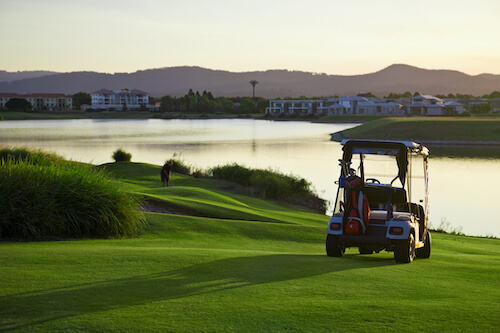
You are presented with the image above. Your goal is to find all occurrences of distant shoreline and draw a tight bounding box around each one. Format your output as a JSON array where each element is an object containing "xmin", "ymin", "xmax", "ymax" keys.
[
  {"xmin": 330, "ymin": 131, "xmax": 500, "ymax": 147},
  {"xmin": 330, "ymin": 117, "xmax": 500, "ymax": 147},
  {"xmin": 2, "ymin": 111, "xmax": 500, "ymax": 146}
]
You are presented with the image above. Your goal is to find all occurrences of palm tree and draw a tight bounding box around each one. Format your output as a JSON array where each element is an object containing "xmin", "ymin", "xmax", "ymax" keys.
[{"xmin": 250, "ymin": 80, "xmax": 258, "ymax": 101}]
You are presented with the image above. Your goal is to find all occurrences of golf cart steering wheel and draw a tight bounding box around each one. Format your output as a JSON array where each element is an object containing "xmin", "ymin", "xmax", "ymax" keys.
[{"xmin": 366, "ymin": 178, "xmax": 380, "ymax": 184}]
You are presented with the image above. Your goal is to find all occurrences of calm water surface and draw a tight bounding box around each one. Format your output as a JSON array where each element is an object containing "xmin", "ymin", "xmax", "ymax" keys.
[{"xmin": 1, "ymin": 118, "xmax": 499, "ymax": 237}]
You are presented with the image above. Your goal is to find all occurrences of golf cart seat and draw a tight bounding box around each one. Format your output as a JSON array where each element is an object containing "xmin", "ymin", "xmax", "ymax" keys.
[{"xmin": 363, "ymin": 184, "xmax": 407, "ymax": 211}]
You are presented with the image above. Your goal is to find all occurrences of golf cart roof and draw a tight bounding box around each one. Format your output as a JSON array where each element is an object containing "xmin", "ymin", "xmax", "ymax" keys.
[
  {"xmin": 340, "ymin": 139, "xmax": 429, "ymax": 157},
  {"xmin": 340, "ymin": 139, "xmax": 429, "ymax": 187}
]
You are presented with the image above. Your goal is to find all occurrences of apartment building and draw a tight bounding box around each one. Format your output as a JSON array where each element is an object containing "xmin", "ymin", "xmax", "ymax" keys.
[
  {"xmin": 406, "ymin": 95, "xmax": 463, "ymax": 115},
  {"xmin": 266, "ymin": 94, "xmax": 464, "ymax": 116},
  {"xmin": 88, "ymin": 89, "xmax": 150, "ymax": 111},
  {"xmin": 0, "ymin": 93, "xmax": 72, "ymax": 111},
  {"xmin": 266, "ymin": 96, "xmax": 403, "ymax": 116}
]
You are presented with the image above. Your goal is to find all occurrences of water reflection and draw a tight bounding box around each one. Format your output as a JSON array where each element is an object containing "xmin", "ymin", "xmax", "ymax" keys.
[{"xmin": 1, "ymin": 119, "xmax": 499, "ymax": 237}]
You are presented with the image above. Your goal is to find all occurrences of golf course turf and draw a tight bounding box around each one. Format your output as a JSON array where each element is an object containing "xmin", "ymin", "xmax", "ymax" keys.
[
  {"xmin": 1, "ymin": 162, "xmax": 499, "ymax": 332},
  {"xmin": 340, "ymin": 117, "xmax": 500, "ymax": 143}
]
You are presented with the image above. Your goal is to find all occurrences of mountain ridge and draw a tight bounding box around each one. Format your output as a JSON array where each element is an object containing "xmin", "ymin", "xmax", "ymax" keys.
[{"xmin": 0, "ymin": 64, "xmax": 498, "ymax": 98}]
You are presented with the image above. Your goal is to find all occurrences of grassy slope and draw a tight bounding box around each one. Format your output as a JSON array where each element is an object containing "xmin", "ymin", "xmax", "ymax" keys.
[
  {"xmin": 1, "ymin": 162, "xmax": 499, "ymax": 332},
  {"xmin": 342, "ymin": 117, "xmax": 500, "ymax": 142}
]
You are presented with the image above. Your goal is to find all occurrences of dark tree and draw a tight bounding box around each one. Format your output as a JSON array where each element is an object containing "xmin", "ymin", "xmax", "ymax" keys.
[
  {"xmin": 250, "ymin": 80, "xmax": 258, "ymax": 100},
  {"xmin": 5, "ymin": 98, "xmax": 32, "ymax": 111},
  {"xmin": 484, "ymin": 91, "xmax": 500, "ymax": 99},
  {"xmin": 160, "ymin": 95, "xmax": 175, "ymax": 111},
  {"xmin": 238, "ymin": 97, "xmax": 257, "ymax": 114},
  {"xmin": 357, "ymin": 92, "xmax": 376, "ymax": 98},
  {"xmin": 72, "ymin": 92, "xmax": 91, "ymax": 110},
  {"xmin": 197, "ymin": 94, "xmax": 215, "ymax": 113}
]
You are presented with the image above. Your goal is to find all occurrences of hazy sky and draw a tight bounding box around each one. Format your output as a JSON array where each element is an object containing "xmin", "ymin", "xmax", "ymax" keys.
[{"xmin": 1, "ymin": 0, "xmax": 499, "ymax": 75}]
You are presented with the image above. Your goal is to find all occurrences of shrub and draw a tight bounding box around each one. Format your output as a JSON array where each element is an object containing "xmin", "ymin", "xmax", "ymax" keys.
[
  {"xmin": 210, "ymin": 164, "xmax": 327, "ymax": 213},
  {"xmin": 5, "ymin": 98, "xmax": 32, "ymax": 111},
  {"xmin": 191, "ymin": 167, "xmax": 209, "ymax": 178},
  {"xmin": 112, "ymin": 148, "xmax": 132, "ymax": 162},
  {"xmin": 168, "ymin": 153, "xmax": 191, "ymax": 175},
  {"xmin": 0, "ymin": 148, "xmax": 144, "ymax": 240}
]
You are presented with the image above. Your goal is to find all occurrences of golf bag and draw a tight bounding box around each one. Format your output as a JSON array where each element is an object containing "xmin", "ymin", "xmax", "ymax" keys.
[{"xmin": 344, "ymin": 175, "xmax": 370, "ymax": 235}]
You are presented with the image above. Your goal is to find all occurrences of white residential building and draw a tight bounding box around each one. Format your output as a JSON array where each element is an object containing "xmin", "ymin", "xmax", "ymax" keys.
[
  {"xmin": 442, "ymin": 100, "xmax": 464, "ymax": 114},
  {"xmin": 406, "ymin": 94, "xmax": 463, "ymax": 115},
  {"xmin": 356, "ymin": 101, "xmax": 403, "ymax": 115},
  {"xmin": 0, "ymin": 93, "xmax": 72, "ymax": 111},
  {"xmin": 266, "ymin": 96, "xmax": 402, "ymax": 116},
  {"xmin": 266, "ymin": 99, "xmax": 322, "ymax": 116},
  {"xmin": 88, "ymin": 89, "xmax": 150, "ymax": 111}
]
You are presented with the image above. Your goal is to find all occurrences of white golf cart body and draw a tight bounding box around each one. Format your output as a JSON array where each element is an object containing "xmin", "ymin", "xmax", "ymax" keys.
[{"xmin": 326, "ymin": 139, "xmax": 431, "ymax": 263}]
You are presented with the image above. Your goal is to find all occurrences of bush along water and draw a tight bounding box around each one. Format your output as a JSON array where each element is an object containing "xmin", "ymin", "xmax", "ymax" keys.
[
  {"xmin": 168, "ymin": 152, "xmax": 191, "ymax": 175},
  {"xmin": 112, "ymin": 148, "xmax": 132, "ymax": 162},
  {"xmin": 210, "ymin": 163, "xmax": 327, "ymax": 213},
  {"xmin": 0, "ymin": 147, "xmax": 145, "ymax": 240}
]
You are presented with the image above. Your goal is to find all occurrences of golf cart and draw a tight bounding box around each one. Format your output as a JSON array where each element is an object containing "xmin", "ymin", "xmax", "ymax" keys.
[{"xmin": 326, "ymin": 140, "xmax": 431, "ymax": 263}]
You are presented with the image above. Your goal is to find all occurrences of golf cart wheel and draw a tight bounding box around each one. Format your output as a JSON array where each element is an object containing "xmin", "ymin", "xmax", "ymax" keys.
[
  {"xmin": 326, "ymin": 234, "xmax": 345, "ymax": 257},
  {"xmin": 416, "ymin": 230, "xmax": 431, "ymax": 259},
  {"xmin": 394, "ymin": 233, "xmax": 415, "ymax": 263},
  {"xmin": 359, "ymin": 247, "xmax": 373, "ymax": 255}
]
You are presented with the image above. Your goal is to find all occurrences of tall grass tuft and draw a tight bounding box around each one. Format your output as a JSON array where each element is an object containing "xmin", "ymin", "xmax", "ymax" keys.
[
  {"xmin": 0, "ymin": 146, "xmax": 66, "ymax": 166},
  {"xmin": 168, "ymin": 152, "xmax": 191, "ymax": 175},
  {"xmin": 430, "ymin": 217, "xmax": 464, "ymax": 235},
  {"xmin": 210, "ymin": 163, "xmax": 327, "ymax": 213},
  {"xmin": 0, "ymin": 147, "xmax": 144, "ymax": 240}
]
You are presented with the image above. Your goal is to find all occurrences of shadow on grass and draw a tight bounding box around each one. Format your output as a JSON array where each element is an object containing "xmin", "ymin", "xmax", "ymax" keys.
[{"xmin": 0, "ymin": 254, "xmax": 392, "ymax": 331}]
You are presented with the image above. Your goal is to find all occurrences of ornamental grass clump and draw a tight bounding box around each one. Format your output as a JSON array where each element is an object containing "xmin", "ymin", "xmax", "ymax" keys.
[
  {"xmin": 0, "ymin": 147, "xmax": 144, "ymax": 240},
  {"xmin": 210, "ymin": 163, "xmax": 327, "ymax": 213},
  {"xmin": 168, "ymin": 153, "xmax": 191, "ymax": 175},
  {"xmin": 0, "ymin": 146, "xmax": 66, "ymax": 166}
]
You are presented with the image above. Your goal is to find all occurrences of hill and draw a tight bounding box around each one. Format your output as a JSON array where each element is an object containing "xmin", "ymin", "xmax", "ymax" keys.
[
  {"xmin": 0, "ymin": 70, "xmax": 58, "ymax": 83},
  {"xmin": 1, "ymin": 64, "xmax": 499, "ymax": 98}
]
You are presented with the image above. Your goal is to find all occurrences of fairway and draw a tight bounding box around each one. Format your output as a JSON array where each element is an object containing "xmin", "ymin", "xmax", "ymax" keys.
[
  {"xmin": 1, "ymin": 163, "xmax": 499, "ymax": 332},
  {"xmin": 341, "ymin": 117, "xmax": 500, "ymax": 143}
]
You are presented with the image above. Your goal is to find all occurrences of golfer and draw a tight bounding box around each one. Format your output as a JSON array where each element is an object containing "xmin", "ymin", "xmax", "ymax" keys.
[{"xmin": 161, "ymin": 161, "xmax": 174, "ymax": 187}]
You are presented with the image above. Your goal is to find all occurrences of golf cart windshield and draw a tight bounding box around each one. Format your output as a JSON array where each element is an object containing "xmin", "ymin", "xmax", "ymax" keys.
[{"xmin": 333, "ymin": 140, "xmax": 429, "ymax": 215}]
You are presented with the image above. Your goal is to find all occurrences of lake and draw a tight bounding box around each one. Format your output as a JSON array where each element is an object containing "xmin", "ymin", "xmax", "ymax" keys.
[{"xmin": 1, "ymin": 118, "xmax": 499, "ymax": 238}]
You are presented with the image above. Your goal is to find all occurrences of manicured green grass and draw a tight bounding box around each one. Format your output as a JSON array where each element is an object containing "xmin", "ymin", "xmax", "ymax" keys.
[
  {"xmin": 1, "ymin": 162, "xmax": 499, "ymax": 332},
  {"xmin": 101, "ymin": 162, "xmax": 325, "ymax": 226},
  {"xmin": 343, "ymin": 117, "xmax": 500, "ymax": 142}
]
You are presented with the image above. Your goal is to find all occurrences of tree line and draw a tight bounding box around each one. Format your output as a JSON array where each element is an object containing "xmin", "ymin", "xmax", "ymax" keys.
[
  {"xmin": 6, "ymin": 89, "xmax": 500, "ymax": 114},
  {"xmin": 70, "ymin": 90, "xmax": 268, "ymax": 114},
  {"xmin": 156, "ymin": 89, "xmax": 268, "ymax": 114},
  {"xmin": 358, "ymin": 91, "xmax": 500, "ymax": 100}
]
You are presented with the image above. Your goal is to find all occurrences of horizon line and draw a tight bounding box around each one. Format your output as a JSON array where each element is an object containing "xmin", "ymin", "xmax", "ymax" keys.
[{"xmin": 1, "ymin": 64, "xmax": 498, "ymax": 77}]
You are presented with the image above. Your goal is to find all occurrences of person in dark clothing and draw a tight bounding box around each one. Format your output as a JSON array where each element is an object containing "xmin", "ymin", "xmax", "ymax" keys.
[{"xmin": 161, "ymin": 161, "xmax": 174, "ymax": 187}]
